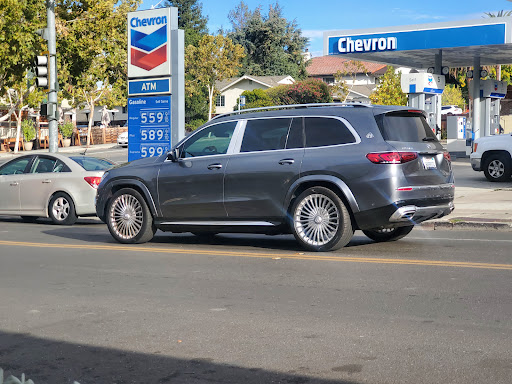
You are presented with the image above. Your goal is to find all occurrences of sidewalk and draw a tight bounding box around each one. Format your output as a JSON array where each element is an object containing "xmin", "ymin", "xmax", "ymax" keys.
[
  {"xmin": 422, "ymin": 185, "xmax": 512, "ymax": 231},
  {"xmin": 0, "ymin": 143, "xmax": 118, "ymax": 159}
]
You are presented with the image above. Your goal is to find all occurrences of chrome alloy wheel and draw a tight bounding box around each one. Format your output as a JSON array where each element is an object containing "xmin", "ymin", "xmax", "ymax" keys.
[
  {"xmin": 488, "ymin": 159, "xmax": 505, "ymax": 179},
  {"xmin": 52, "ymin": 196, "xmax": 70, "ymax": 221},
  {"xmin": 294, "ymin": 193, "xmax": 340, "ymax": 246},
  {"xmin": 109, "ymin": 194, "xmax": 144, "ymax": 240}
]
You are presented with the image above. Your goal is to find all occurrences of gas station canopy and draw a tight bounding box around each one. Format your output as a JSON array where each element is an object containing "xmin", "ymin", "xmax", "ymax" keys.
[{"xmin": 323, "ymin": 17, "xmax": 512, "ymax": 68}]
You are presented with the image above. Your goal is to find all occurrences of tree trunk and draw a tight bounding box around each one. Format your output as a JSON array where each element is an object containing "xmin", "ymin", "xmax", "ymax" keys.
[
  {"xmin": 14, "ymin": 112, "xmax": 21, "ymax": 154},
  {"xmin": 208, "ymin": 85, "xmax": 214, "ymax": 121},
  {"xmin": 87, "ymin": 101, "xmax": 94, "ymax": 147}
]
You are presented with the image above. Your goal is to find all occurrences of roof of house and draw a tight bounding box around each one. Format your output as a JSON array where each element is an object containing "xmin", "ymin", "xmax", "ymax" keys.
[
  {"xmin": 306, "ymin": 56, "xmax": 387, "ymax": 76},
  {"xmin": 216, "ymin": 75, "xmax": 294, "ymax": 92}
]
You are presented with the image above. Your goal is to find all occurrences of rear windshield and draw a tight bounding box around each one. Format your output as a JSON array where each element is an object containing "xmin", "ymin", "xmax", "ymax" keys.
[
  {"xmin": 376, "ymin": 112, "xmax": 437, "ymax": 142},
  {"xmin": 69, "ymin": 156, "xmax": 114, "ymax": 171}
]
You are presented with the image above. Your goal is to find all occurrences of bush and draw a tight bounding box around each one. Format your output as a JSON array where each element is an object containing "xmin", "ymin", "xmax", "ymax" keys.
[
  {"xmin": 59, "ymin": 121, "xmax": 74, "ymax": 138},
  {"xmin": 239, "ymin": 89, "xmax": 274, "ymax": 110},
  {"xmin": 22, "ymin": 119, "xmax": 36, "ymax": 141},
  {"xmin": 185, "ymin": 118, "xmax": 207, "ymax": 132},
  {"xmin": 268, "ymin": 79, "xmax": 332, "ymax": 105}
]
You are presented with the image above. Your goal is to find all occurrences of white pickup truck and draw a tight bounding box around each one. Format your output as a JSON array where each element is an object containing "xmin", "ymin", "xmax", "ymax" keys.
[{"xmin": 470, "ymin": 134, "xmax": 512, "ymax": 181}]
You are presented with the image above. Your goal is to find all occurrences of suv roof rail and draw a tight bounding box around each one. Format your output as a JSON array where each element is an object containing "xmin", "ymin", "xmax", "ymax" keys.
[{"xmin": 211, "ymin": 102, "xmax": 372, "ymax": 120}]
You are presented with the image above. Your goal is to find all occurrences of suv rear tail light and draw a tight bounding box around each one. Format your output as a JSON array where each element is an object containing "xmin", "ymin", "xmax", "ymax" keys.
[
  {"xmin": 84, "ymin": 176, "xmax": 102, "ymax": 189},
  {"xmin": 366, "ymin": 152, "xmax": 418, "ymax": 164},
  {"xmin": 443, "ymin": 151, "xmax": 451, "ymax": 162}
]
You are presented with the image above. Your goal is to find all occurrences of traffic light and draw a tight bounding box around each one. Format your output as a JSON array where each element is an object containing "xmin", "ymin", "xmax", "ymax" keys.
[{"xmin": 35, "ymin": 52, "xmax": 49, "ymax": 89}]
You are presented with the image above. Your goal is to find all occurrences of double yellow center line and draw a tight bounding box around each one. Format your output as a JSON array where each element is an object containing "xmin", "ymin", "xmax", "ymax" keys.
[{"xmin": 0, "ymin": 240, "xmax": 511, "ymax": 270}]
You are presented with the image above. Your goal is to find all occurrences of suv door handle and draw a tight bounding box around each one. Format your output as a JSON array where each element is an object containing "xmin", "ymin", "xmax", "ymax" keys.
[
  {"xmin": 42, "ymin": 179, "xmax": 52, "ymax": 184},
  {"xmin": 9, "ymin": 182, "xmax": 19, "ymax": 186},
  {"xmin": 279, "ymin": 158, "xmax": 295, "ymax": 165},
  {"xmin": 207, "ymin": 163, "xmax": 223, "ymax": 170}
]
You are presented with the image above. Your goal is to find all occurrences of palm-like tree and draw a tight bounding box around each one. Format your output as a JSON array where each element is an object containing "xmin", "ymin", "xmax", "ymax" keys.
[{"xmin": 483, "ymin": 10, "xmax": 512, "ymax": 17}]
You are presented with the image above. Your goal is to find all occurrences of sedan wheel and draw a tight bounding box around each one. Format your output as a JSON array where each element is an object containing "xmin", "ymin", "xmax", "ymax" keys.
[
  {"xmin": 49, "ymin": 192, "xmax": 77, "ymax": 225},
  {"xmin": 291, "ymin": 187, "xmax": 353, "ymax": 252},
  {"xmin": 484, "ymin": 154, "xmax": 511, "ymax": 182},
  {"xmin": 107, "ymin": 188, "xmax": 155, "ymax": 244}
]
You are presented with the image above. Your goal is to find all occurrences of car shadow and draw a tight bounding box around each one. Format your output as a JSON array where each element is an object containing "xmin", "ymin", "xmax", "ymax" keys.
[
  {"xmin": 41, "ymin": 226, "xmax": 374, "ymax": 252},
  {"xmin": 0, "ymin": 216, "xmax": 104, "ymax": 226},
  {"xmin": 0, "ymin": 330, "xmax": 363, "ymax": 384}
]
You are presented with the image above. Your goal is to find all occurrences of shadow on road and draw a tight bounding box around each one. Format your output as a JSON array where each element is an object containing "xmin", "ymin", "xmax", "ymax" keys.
[
  {"xmin": 0, "ymin": 331, "xmax": 363, "ymax": 384},
  {"xmin": 42, "ymin": 226, "xmax": 375, "ymax": 252}
]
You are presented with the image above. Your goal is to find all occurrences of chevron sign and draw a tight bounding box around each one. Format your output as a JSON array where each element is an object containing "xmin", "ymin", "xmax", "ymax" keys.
[{"xmin": 128, "ymin": 8, "xmax": 174, "ymax": 78}]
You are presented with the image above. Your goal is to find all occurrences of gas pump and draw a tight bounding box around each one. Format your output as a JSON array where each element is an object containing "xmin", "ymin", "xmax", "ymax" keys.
[
  {"xmin": 480, "ymin": 79, "xmax": 506, "ymax": 136},
  {"xmin": 401, "ymin": 72, "xmax": 445, "ymax": 134}
]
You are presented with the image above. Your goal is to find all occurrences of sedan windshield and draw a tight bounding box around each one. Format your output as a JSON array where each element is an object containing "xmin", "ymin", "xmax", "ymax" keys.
[{"xmin": 69, "ymin": 156, "xmax": 114, "ymax": 171}]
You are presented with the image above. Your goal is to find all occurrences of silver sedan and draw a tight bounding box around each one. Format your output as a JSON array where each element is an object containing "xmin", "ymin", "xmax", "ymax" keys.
[{"xmin": 0, "ymin": 153, "xmax": 114, "ymax": 225}]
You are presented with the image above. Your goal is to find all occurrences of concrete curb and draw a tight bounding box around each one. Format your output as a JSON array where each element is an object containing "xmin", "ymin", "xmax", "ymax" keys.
[{"xmin": 421, "ymin": 220, "xmax": 512, "ymax": 231}]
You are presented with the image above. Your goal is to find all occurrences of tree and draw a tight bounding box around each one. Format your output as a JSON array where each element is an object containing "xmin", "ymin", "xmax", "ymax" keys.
[
  {"xmin": 483, "ymin": 10, "xmax": 512, "ymax": 17},
  {"xmin": 57, "ymin": 0, "xmax": 139, "ymax": 146},
  {"xmin": 160, "ymin": 0, "xmax": 209, "ymax": 127},
  {"xmin": 228, "ymin": 2, "xmax": 308, "ymax": 79},
  {"xmin": 369, "ymin": 67, "xmax": 407, "ymax": 106},
  {"xmin": 186, "ymin": 34, "xmax": 245, "ymax": 120},
  {"xmin": 160, "ymin": 0, "xmax": 208, "ymax": 47},
  {"xmin": 330, "ymin": 61, "xmax": 367, "ymax": 102},
  {"xmin": 3, "ymin": 74, "xmax": 44, "ymax": 153},
  {"xmin": 0, "ymin": 0, "xmax": 45, "ymax": 125},
  {"xmin": 442, "ymin": 85, "xmax": 465, "ymax": 109}
]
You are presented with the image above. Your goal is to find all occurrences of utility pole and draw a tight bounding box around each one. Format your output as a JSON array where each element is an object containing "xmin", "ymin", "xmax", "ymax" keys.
[{"xmin": 47, "ymin": 0, "xmax": 58, "ymax": 153}]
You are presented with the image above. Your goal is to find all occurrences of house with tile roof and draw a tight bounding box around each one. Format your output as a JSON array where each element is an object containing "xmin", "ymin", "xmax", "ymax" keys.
[
  {"xmin": 306, "ymin": 56, "xmax": 388, "ymax": 103},
  {"xmin": 214, "ymin": 75, "xmax": 295, "ymax": 115}
]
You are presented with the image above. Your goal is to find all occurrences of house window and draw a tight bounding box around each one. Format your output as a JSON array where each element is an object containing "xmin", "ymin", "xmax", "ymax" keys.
[
  {"xmin": 323, "ymin": 77, "xmax": 335, "ymax": 85},
  {"xmin": 216, "ymin": 95, "xmax": 225, "ymax": 107}
]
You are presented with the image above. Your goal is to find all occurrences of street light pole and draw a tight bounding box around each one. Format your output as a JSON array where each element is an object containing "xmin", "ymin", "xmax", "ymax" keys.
[{"xmin": 47, "ymin": 0, "xmax": 58, "ymax": 153}]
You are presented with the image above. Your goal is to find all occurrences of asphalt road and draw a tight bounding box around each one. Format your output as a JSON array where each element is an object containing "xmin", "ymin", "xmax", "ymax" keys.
[{"xmin": 0, "ymin": 218, "xmax": 511, "ymax": 384}]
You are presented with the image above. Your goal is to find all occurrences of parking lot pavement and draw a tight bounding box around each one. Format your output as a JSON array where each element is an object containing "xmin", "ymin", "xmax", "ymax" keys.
[{"xmin": 422, "ymin": 158, "xmax": 512, "ymax": 231}]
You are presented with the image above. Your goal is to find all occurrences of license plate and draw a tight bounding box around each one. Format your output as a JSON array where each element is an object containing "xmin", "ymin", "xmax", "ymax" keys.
[{"xmin": 422, "ymin": 156, "xmax": 437, "ymax": 170}]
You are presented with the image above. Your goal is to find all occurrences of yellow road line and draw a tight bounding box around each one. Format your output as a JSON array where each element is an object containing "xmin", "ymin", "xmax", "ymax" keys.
[{"xmin": 0, "ymin": 240, "xmax": 511, "ymax": 270}]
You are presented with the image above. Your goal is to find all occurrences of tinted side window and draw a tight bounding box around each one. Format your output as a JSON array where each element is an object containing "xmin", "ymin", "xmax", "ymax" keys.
[
  {"xmin": 69, "ymin": 156, "xmax": 113, "ymax": 171},
  {"xmin": 241, "ymin": 118, "xmax": 291, "ymax": 152},
  {"xmin": 285, "ymin": 117, "xmax": 304, "ymax": 149},
  {"xmin": 182, "ymin": 121, "xmax": 237, "ymax": 158},
  {"xmin": 0, "ymin": 158, "xmax": 30, "ymax": 175},
  {"xmin": 31, "ymin": 157, "xmax": 58, "ymax": 174},
  {"xmin": 376, "ymin": 112, "xmax": 437, "ymax": 142},
  {"xmin": 305, "ymin": 117, "xmax": 356, "ymax": 148}
]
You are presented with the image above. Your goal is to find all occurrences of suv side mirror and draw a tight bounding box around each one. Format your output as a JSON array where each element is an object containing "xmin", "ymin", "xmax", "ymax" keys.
[{"xmin": 167, "ymin": 147, "xmax": 180, "ymax": 162}]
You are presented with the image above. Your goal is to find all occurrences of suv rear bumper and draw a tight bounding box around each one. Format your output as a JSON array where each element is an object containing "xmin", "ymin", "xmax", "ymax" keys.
[
  {"xmin": 353, "ymin": 197, "xmax": 455, "ymax": 230},
  {"xmin": 389, "ymin": 202, "xmax": 454, "ymax": 223}
]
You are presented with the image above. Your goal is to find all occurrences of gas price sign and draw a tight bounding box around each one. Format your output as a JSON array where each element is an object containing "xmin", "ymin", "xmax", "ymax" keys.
[{"xmin": 127, "ymin": 95, "xmax": 172, "ymax": 161}]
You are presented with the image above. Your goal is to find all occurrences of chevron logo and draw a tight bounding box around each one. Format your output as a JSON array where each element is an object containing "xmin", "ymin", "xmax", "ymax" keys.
[{"xmin": 131, "ymin": 25, "xmax": 167, "ymax": 71}]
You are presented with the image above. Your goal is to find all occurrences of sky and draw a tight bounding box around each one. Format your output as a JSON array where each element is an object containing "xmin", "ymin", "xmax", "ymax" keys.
[{"xmin": 139, "ymin": 0, "xmax": 512, "ymax": 57}]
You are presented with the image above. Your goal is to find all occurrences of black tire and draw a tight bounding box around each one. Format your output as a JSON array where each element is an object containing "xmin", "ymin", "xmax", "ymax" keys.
[
  {"xmin": 483, "ymin": 153, "xmax": 511, "ymax": 182},
  {"xmin": 291, "ymin": 186, "xmax": 353, "ymax": 252},
  {"xmin": 48, "ymin": 192, "xmax": 77, "ymax": 225},
  {"xmin": 106, "ymin": 188, "xmax": 156, "ymax": 244},
  {"xmin": 20, "ymin": 216, "xmax": 39, "ymax": 223},
  {"xmin": 363, "ymin": 225, "xmax": 414, "ymax": 242}
]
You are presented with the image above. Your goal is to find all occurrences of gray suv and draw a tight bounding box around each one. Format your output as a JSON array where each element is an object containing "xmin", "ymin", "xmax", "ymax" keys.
[{"xmin": 96, "ymin": 103, "xmax": 454, "ymax": 252}]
